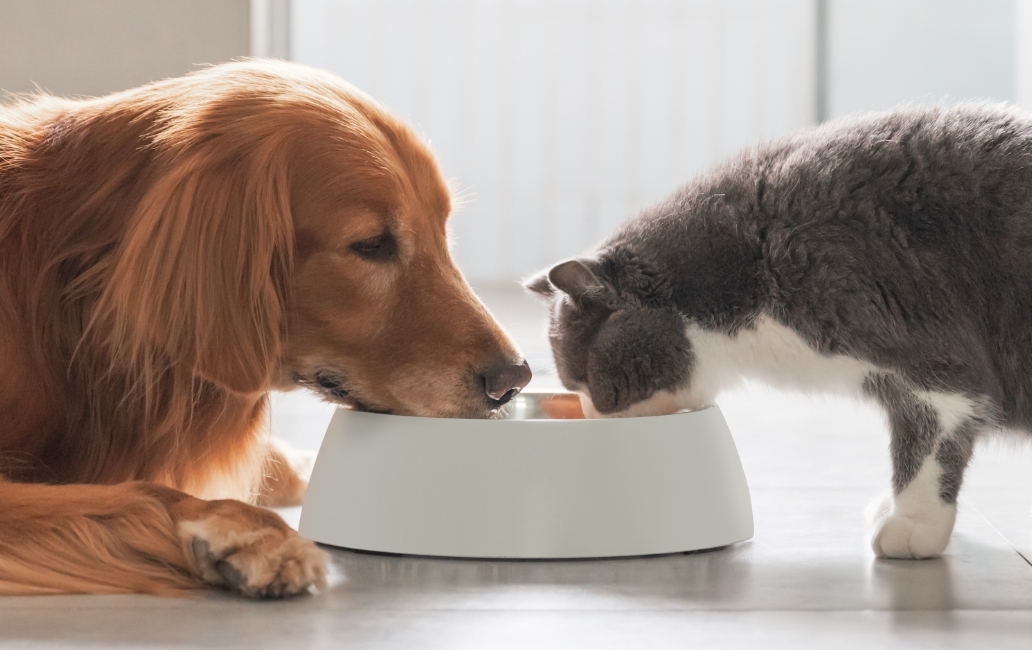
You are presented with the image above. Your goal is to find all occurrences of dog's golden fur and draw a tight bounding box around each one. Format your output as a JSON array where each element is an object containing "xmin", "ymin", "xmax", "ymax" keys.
[{"xmin": 0, "ymin": 60, "xmax": 527, "ymax": 596}]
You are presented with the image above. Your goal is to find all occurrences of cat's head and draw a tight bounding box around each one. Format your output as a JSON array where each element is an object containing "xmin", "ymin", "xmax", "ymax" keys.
[{"xmin": 525, "ymin": 255, "xmax": 694, "ymax": 417}]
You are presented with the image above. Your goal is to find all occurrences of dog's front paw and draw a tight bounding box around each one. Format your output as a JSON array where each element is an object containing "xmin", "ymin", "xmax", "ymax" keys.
[
  {"xmin": 867, "ymin": 493, "xmax": 954, "ymax": 559},
  {"xmin": 258, "ymin": 440, "xmax": 317, "ymax": 507},
  {"xmin": 179, "ymin": 500, "xmax": 327, "ymax": 598}
]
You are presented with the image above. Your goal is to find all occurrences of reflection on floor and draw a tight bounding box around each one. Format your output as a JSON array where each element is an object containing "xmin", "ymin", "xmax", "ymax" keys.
[{"xmin": 2, "ymin": 284, "xmax": 1031, "ymax": 649}]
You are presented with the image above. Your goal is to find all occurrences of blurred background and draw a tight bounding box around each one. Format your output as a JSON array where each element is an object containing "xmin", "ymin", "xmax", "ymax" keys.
[
  {"xmin": 1, "ymin": 0, "xmax": 1028, "ymax": 434},
  {"xmin": 2, "ymin": 0, "xmax": 1025, "ymax": 285}
]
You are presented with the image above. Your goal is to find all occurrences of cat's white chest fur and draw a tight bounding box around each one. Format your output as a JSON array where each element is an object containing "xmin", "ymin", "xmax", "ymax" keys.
[
  {"xmin": 579, "ymin": 314, "xmax": 878, "ymax": 418},
  {"xmin": 578, "ymin": 313, "xmax": 974, "ymax": 432},
  {"xmin": 685, "ymin": 315, "xmax": 878, "ymax": 403}
]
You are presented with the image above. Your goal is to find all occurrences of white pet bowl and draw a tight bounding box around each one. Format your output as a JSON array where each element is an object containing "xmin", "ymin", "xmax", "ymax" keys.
[{"xmin": 299, "ymin": 392, "xmax": 753, "ymax": 559}]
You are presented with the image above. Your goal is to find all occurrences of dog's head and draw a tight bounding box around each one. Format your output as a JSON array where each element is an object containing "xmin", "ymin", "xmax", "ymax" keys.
[{"xmin": 96, "ymin": 61, "xmax": 529, "ymax": 418}]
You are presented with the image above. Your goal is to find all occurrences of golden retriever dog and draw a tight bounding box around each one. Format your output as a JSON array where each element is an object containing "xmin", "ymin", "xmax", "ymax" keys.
[{"xmin": 0, "ymin": 60, "xmax": 531, "ymax": 597}]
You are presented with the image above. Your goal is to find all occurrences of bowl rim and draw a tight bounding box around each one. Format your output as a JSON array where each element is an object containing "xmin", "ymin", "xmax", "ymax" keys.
[{"xmin": 336, "ymin": 391, "xmax": 710, "ymax": 424}]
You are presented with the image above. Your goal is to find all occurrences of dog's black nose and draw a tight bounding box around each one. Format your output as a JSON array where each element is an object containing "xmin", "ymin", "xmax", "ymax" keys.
[{"xmin": 482, "ymin": 359, "xmax": 532, "ymax": 406}]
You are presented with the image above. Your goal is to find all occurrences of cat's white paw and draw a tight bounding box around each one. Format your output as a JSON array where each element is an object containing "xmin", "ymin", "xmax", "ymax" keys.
[{"xmin": 867, "ymin": 493, "xmax": 954, "ymax": 559}]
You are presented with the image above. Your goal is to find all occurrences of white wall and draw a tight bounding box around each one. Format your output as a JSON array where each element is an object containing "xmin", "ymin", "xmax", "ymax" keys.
[
  {"xmin": 0, "ymin": 0, "xmax": 250, "ymax": 97},
  {"xmin": 1016, "ymin": 0, "xmax": 1032, "ymax": 108},
  {"xmin": 826, "ymin": 0, "xmax": 1014, "ymax": 118},
  {"xmin": 251, "ymin": 0, "xmax": 292, "ymax": 59},
  {"xmin": 2, "ymin": 0, "xmax": 1019, "ymax": 283},
  {"xmin": 293, "ymin": 0, "xmax": 818, "ymax": 284}
]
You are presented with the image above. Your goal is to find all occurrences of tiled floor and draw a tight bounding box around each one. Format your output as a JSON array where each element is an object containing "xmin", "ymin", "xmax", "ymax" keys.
[{"xmin": 2, "ymin": 285, "xmax": 1032, "ymax": 648}]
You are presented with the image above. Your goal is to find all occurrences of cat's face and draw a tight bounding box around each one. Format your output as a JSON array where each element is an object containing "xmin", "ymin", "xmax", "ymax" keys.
[{"xmin": 525, "ymin": 258, "xmax": 693, "ymax": 417}]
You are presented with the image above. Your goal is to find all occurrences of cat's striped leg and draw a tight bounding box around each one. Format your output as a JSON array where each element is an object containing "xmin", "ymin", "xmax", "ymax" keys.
[{"xmin": 863, "ymin": 374, "xmax": 980, "ymax": 559}]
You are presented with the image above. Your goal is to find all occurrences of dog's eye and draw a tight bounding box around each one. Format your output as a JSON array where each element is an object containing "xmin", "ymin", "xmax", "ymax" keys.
[{"xmin": 349, "ymin": 233, "xmax": 398, "ymax": 262}]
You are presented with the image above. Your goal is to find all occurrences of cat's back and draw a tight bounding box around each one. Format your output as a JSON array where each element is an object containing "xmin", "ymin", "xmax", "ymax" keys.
[
  {"xmin": 620, "ymin": 103, "xmax": 1032, "ymax": 256},
  {"xmin": 789, "ymin": 101, "xmax": 1032, "ymax": 168},
  {"xmin": 756, "ymin": 103, "xmax": 1032, "ymax": 304},
  {"xmin": 770, "ymin": 103, "xmax": 1032, "ymax": 239}
]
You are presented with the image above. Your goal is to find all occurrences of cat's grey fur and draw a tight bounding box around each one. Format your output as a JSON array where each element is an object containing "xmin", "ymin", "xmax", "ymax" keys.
[{"xmin": 527, "ymin": 103, "xmax": 1032, "ymax": 559}]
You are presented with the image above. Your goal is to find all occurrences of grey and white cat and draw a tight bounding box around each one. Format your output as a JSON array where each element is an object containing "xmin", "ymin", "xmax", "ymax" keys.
[{"xmin": 526, "ymin": 103, "xmax": 1032, "ymax": 560}]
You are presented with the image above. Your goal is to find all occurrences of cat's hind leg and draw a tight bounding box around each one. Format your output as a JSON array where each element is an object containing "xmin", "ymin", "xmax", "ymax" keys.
[{"xmin": 863, "ymin": 374, "xmax": 982, "ymax": 559}]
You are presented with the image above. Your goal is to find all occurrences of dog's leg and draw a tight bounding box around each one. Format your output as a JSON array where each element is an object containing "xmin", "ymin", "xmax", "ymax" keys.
[
  {"xmin": 0, "ymin": 480, "xmax": 326, "ymax": 597},
  {"xmin": 256, "ymin": 438, "xmax": 316, "ymax": 507},
  {"xmin": 864, "ymin": 375, "xmax": 979, "ymax": 559}
]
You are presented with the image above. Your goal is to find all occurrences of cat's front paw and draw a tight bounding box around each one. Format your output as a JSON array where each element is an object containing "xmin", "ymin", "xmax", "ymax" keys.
[{"xmin": 866, "ymin": 493, "xmax": 954, "ymax": 559}]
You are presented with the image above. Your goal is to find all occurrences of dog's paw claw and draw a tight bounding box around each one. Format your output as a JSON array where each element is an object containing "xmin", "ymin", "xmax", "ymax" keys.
[
  {"xmin": 215, "ymin": 559, "xmax": 247, "ymax": 590},
  {"xmin": 191, "ymin": 538, "xmax": 211, "ymax": 565}
]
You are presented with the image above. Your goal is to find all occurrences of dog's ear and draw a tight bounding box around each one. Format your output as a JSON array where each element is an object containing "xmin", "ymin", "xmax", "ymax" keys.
[
  {"xmin": 94, "ymin": 142, "xmax": 294, "ymax": 396},
  {"xmin": 523, "ymin": 268, "xmax": 555, "ymax": 299},
  {"xmin": 547, "ymin": 258, "xmax": 606, "ymax": 302}
]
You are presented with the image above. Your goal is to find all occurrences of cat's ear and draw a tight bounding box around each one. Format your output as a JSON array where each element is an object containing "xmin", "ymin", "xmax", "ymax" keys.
[
  {"xmin": 547, "ymin": 259, "xmax": 605, "ymax": 300},
  {"xmin": 523, "ymin": 268, "xmax": 555, "ymax": 298}
]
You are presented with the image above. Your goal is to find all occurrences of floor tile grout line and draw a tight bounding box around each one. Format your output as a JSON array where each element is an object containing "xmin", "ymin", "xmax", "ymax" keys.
[
  {"xmin": 963, "ymin": 497, "xmax": 1032, "ymax": 569},
  {"xmin": 744, "ymin": 489, "xmax": 1012, "ymax": 494},
  {"xmin": 4, "ymin": 606, "xmax": 1032, "ymax": 613}
]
